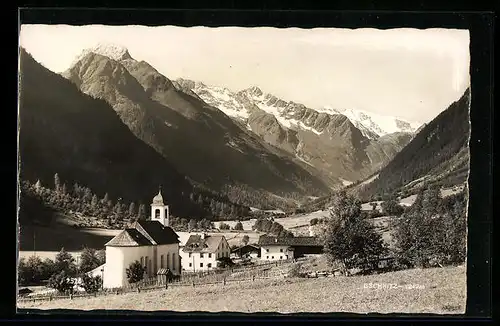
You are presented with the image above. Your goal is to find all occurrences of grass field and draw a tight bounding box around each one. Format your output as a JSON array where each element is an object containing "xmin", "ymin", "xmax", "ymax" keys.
[{"xmin": 18, "ymin": 265, "xmax": 466, "ymax": 314}]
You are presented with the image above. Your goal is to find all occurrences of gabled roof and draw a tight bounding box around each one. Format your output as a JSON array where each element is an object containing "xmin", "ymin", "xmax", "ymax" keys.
[
  {"xmin": 105, "ymin": 229, "xmax": 152, "ymax": 247},
  {"xmin": 106, "ymin": 220, "xmax": 179, "ymax": 247},
  {"xmin": 131, "ymin": 220, "xmax": 179, "ymax": 245},
  {"xmin": 230, "ymin": 244, "xmax": 260, "ymax": 253},
  {"xmin": 258, "ymin": 235, "xmax": 323, "ymax": 247},
  {"xmin": 182, "ymin": 234, "xmax": 225, "ymax": 253}
]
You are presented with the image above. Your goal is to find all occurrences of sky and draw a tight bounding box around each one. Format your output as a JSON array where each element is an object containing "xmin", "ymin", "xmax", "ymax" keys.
[{"xmin": 19, "ymin": 25, "xmax": 470, "ymax": 123}]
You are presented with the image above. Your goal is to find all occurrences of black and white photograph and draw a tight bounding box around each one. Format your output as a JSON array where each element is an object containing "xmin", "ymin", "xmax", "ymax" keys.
[{"xmin": 17, "ymin": 24, "xmax": 471, "ymax": 314}]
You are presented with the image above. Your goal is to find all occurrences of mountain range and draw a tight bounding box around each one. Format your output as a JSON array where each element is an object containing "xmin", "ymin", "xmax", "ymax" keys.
[
  {"xmin": 173, "ymin": 77, "xmax": 419, "ymax": 186},
  {"xmin": 20, "ymin": 43, "xmax": 466, "ymax": 217}
]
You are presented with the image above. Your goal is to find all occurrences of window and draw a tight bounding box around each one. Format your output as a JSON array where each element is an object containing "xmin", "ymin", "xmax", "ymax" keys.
[
  {"xmin": 286, "ymin": 255, "xmax": 288, "ymax": 259},
  {"xmin": 266, "ymin": 249, "xmax": 269, "ymax": 253},
  {"xmin": 208, "ymin": 253, "xmax": 212, "ymax": 258},
  {"xmin": 140, "ymin": 257, "xmax": 144, "ymax": 266},
  {"xmin": 280, "ymin": 248, "xmax": 283, "ymax": 252},
  {"xmin": 271, "ymin": 256, "xmax": 274, "ymax": 259},
  {"xmin": 200, "ymin": 263, "xmax": 203, "ymax": 268},
  {"xmin": 200, "ymin": 253, "xmax": 204, "ymax": 258},
  {"xmin": 160, "ymin": 255, "xmax": 164, "ymax": 268},
  {"xmin": 155, "ymin": 209, "xmax": 160, "ymax": 218},
  {"xmin": 189, "ymin": 263, "xmax": 192, "ymax": 267},
  {"xmin": 172, "ymin": 253, "xmax": 176, "ymax": 270},
  {"xmin": 266, "ymin": 256, "xmax": 269, "ymax": 259},
  {"xmin": 207, "ymin": 263, "xmax": 212, "ymax": 268},
  {"xmin": 167, "ymin": 253, "xmax": 170, "ymax": 269},
  {"xmin": 280, "ymin": 256, "xmax": 282, "ymax": 260},
  {"xmin": 189, "ymin": 252, "xmax": 192, "ymax": 258}
]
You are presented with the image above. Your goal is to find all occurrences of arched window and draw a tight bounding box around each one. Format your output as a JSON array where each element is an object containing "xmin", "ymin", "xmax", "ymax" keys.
[{"xmin": 155, "ymin": 209, "xmax": 160, "ymax": 219}]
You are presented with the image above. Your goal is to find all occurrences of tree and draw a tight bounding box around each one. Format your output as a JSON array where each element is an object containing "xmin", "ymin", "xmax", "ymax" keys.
[
  {"xmin": 18, "ymin": 256, "xmax": 44, "ymax": 285},
  {"xmin": 90, "ymin": 194, "xmax": 99, "ymax": 209},
  {"xmin": 188, "ymin": 219, "xmax": 197, "ymax": 232},
  {"xmin": 370, "ymin": 202, "xmax": 378, "ymax": 211},
  {"xmin": 322, "ymin": 191, "xmax": 386, "ymax": 274},
  {"xmin": 35, "ymin": 179, "xmax": 42, "ymax": 193},
  {"xmin": 381, "ymin": 198, "xmax": 404, "ymax": 216},
  {"xmin": 48, "ymin": 270, "xmax": 75, "ymax": 294},
  {"xmin": 54, "ymin": 248, "xmax": 77, "ymax": 277},
  {"xmin": 219, "ymin": 222, "xmax": 230, "ymax": 230},
  {"xmin": 233, "ymin": 221, "xmax": 244, "ymax": 231},
  {"xmin": 241, "ymin": 235, "xmax": 250, "ymax": 245},
  {"xmin": 54, "ymin": 173, "xmax": 61, "ymax": 192},
  {"xmin": 78, "ymin": 247, "xmax": 102, "ymax": 273},
  {"xmin": 128, "ymin": 202, "xmax": 136, "ymax": 217},
  {"xmin": 126, "ymin": 260, "xmax": 145, "ymax": 284},
  {"xmin": 137, "ymin": 203, "xmax": 146, "ymax": 220},
  {"xmin": 80, "ymin": 274, "xmax": 102, "ymax": 294},
  {"xmin": 394, "ymin": 188, "xmax": 467, "ymax": 268}
]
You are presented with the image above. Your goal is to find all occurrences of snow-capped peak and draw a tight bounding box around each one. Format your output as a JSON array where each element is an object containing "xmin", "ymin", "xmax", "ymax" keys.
[
  {"xmin": 73, "ymin": 43, "xmax": 133, "ymax": 65},
  {"xmin": 320, "ymin": 106, "xmax": 422, "ymax": 138}
]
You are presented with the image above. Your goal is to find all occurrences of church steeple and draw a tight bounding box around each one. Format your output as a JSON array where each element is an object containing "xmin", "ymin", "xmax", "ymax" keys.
[{"xmin": 150, "ymin": 186, "xmax": 169, "ymax": 227}]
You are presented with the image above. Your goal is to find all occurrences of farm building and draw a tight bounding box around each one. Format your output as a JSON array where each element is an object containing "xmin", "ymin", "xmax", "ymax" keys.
[
  {"xmin": 231, "ymin": 244, "xmax": 261, "ymax": 259},
  {"xmin": 180, "ymin": 233, "xmax": 230, "ymax": 272},
  {"xmin": 101, "ymin": 189, "xmax": 181, "ymax": 289},
  {"xmin": 258, "ymin": 235, "xmax": 323, "ymax": 261}
]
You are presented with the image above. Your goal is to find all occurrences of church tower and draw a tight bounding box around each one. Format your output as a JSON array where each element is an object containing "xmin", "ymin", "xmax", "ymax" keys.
[{"xmin": 150, "ymin": 186, "xmax": 170, "ymax": 227}]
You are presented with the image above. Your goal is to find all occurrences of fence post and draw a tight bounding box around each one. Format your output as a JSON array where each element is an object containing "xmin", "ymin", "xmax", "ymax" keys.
[
  {"xmin": 223, "ymin": 277, "xmax": 226, "ymax": 286},
  {"xmin": 252, "ymin": 275, "xmax": 255, "ymax": 282},
  {"xmin": 192, "ymin": 281, "xmax": 195, "ymax": 288}
]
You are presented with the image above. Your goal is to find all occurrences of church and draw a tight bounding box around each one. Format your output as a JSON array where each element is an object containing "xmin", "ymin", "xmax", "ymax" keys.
[{"xmin": 101, "ymin": 188, "xmax": 181, "ymax": 289}]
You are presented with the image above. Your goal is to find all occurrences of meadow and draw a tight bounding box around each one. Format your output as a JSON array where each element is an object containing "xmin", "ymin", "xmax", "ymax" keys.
[{"xmin": 18, "ymin": 265, "xmax": 466, "ymax": 314}]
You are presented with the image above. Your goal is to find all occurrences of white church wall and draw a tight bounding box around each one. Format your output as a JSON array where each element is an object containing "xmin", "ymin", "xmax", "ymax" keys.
[
  {"xmin": 103, "ymin": 246, "xmax": 124, "ymax": 289},
  {"xmin": 156, "ymin": 243, "xmax": 181, "ymax": 275}
]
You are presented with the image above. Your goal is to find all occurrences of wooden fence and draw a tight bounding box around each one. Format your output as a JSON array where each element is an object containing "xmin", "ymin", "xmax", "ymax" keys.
[{"xmin": 18, "ymin": 259, "xmax": 294, "ymax": 304}]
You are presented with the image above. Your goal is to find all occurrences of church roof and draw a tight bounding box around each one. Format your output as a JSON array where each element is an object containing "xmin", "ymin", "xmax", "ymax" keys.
[
  {"xmin": 105, "ymin": 220, "xmax": 179, "ymax": 247},
  {"xmin": 152, "ymin": 189, "xmax": 164, "ymax": 205},
  {"xmin": 182, "ymin": 234, "xmax": 225, "ymax": 253},
  {"xmin": 105, "ymin": 229, "xmax": 152, "ymax": 247}
]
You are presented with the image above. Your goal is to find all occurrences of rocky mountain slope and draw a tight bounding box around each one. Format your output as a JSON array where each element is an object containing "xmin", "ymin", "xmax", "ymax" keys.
[
  {"xmin": 174, "ymin": 79, "xmax": 418, "ymax": 185},
  {"xmin": 351, "ymin": 88, "xmax": 471, "ymax": 201},
  {"xmin": 61, "ymin": 44, "xmax": 330, "ymax": 202},
  {"xmin": 18, "ymin": 48, "xmax": 213, "ymax": 218}
]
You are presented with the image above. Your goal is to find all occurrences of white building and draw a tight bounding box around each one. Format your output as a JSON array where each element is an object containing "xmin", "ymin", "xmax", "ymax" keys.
[
  {"xmin": 258, "ymin": 235, "xmax": 323, "ymax": 261},
  {"xmin": 180, "ymin": 233, "xmax": 230, "ymax": 272},
  {"xmin": 102, "ymin": 189, "xmax": 181, "ymax": 289}
]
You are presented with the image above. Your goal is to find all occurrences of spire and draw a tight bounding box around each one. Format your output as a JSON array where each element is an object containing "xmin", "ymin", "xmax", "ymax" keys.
[{"xmin": 152, "ymin": 186, "xmax": 164, "ymax": 205}]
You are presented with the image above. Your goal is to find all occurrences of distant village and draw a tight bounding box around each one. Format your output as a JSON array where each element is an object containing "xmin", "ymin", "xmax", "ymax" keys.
[{"xmin": 87, "ymin": 189, "xmax": 323, "ymax": 289}]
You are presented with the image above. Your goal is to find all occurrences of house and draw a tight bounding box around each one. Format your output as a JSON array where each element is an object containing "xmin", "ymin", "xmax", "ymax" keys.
[
  {"xmin": 258, "ymin": 235, "xmax": 323, "ymax": 261},
  {"xmin": 180, "ymin": 233, "xmax": 230, "ymax": 272},
  {"xmin": 231, "ymin": 244, "xmax": 261, "ymax": 259},
  {"xmin": 102, "ymin": 188, "xmax": 181, "ymax": 289}
]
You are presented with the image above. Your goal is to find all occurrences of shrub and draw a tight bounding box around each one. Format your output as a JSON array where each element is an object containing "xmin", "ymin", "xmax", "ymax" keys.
[
  {"xmin": 80, "ymin": 274, "xmax": 102, "ymax": 294},
  {"xmin": 310, "ymin": 218, "xmax": 319, "ymax": 226},
  {"xmin": 233, "ymin": 221, "xmax": 244, "ymax": 231},
  {"xmin": 216, "ymin": 257, "xmax": 235, "ymax": 269},
  {"xmin": 126, "ymin": 260, "xmax": 145, "ymax": 284},
  {"xmin": 288, "ymin": 262, "xmax": 303, "ymax": 277},
  {"xmin": 219, "ymin": 222, "xmax": 230, "ymax": 230},
  {"xmin": 241, "ymin": 235, "xmax": 250, "ymax": 245},
  {"xmin": 48, "ymin": 270, "xmax": 75, "ymax": 294}
]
